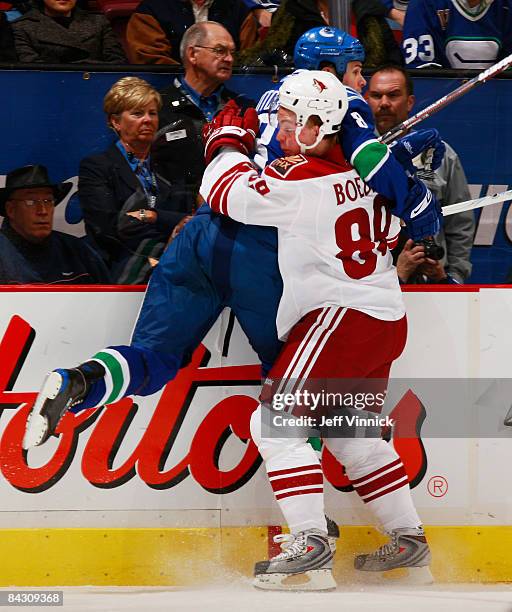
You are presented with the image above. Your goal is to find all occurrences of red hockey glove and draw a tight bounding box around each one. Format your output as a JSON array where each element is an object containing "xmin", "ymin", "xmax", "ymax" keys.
[{"xmin": 203, "ymin": 100, "xmax": 259, "ymax": 165}]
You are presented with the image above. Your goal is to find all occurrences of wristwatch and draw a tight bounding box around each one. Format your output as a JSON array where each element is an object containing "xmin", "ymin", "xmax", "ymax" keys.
[{"xmin": 139, "ymin": 209, "xmax": 146, "ymax": 221}]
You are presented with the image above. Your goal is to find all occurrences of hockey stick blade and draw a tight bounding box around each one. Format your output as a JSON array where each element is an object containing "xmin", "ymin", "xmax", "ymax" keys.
[{"xmin": 442, "ymin": 189, "xmax": 512, "ymax": 217}]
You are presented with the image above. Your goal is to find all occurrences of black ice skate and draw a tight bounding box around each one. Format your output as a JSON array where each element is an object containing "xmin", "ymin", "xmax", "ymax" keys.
[
  {"xmin": 354, "ymin": 527, "xmax": 433, "ymax": 584},
  {"xmin": 253, "ymin": 528, "xmax": 335, "ymax": 591},
  {"xmin": 22, "ymin": 362, "xmax": 105, "ymax": 449},
  {"xmin": 325, "ymin": 515, "xmax": 340, "ymax": 569}
]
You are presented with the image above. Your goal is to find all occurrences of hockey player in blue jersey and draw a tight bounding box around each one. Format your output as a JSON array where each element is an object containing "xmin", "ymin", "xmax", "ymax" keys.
[
  {"xmin": 23, "ymin": 28, "xmax": 443, "ymax": 453},
  {"xmin": 402, "ymin": 0, "xmax": 512, "ymax": 69},
  {"xmin": 256, "ymin": 26, "xmax": 445, "ymax": 216}
]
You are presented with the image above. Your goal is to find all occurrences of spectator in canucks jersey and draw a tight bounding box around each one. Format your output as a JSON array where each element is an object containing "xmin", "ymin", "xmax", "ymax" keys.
[{"xmin": 402, "ymin": 0, "xmax": 512, "ymax": 69}]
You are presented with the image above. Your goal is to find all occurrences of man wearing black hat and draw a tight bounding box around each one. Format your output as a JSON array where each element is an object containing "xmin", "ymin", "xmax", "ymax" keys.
[{"xmin": 0, "ymin": 165, "xmax": 111, "ymax": 284}]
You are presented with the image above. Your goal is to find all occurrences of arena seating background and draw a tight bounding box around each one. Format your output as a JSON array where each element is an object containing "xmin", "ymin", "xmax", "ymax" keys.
[{"xmin": 1, "ymin": 66, "xmax": 511, "ymax": 283}]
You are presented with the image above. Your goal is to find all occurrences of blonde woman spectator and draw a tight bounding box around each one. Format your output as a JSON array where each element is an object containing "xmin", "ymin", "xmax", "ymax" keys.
[{"xmin": 79, "ymin": 77, "xmax": 193, "ymax": 283}]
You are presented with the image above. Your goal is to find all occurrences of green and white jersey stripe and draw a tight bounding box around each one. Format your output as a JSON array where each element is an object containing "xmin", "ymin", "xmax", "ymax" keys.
[
  {"xmin": 350, "ymin": 139, "xmax": 390, "ymax": 182},
  {"xmin": 91, "ymin": 348, "xmax": 130, "ymax": 405}
]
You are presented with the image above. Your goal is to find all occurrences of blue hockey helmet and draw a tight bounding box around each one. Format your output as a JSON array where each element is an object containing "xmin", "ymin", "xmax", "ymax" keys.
[{"xmin": 294, "ymin": 26, "xmax": 365, "ymax": 76}]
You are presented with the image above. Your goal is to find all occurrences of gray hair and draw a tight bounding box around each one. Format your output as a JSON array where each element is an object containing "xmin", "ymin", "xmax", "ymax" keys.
[{"xmin": 179, "ymin": 21, "xmax": 224, "ymax": 62}]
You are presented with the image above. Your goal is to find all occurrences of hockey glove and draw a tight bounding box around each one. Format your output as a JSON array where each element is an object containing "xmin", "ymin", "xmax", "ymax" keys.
[
  {"xmin": 400, "ymin": 177, "xmax": 443, "ymax": 242},
  {"xmin": 390, "ymin": 129, "xmax": 446, "ymax": 175},
  {"xmin": 203, "ymin": 99, "xmax": 259, "ymax": 165}
]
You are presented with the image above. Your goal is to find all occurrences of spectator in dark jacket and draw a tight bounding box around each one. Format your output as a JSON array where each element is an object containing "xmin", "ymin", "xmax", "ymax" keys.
[
  {"xmin": 79, "ymin": 77, "xmax": 194, "ymax": 284},
  {"xmin": 0, "ymin": 165, "xmax": 111, "ymax": 284},
  {"xmin": 0, "ymin": 13, "xmax": 18, "ymax": 62},
  {"xmin": 125, "ymin": 0, "xmax": 258, "ymax": 64},
  {"xmin": 352, "ymin": 0, "xmax": 403, "ymax": 66},
  {"xmin": 237, "ymin": 0, "xmax": 328, "ymax": 65},
  {"xmin": 12, "ymin": 0, "xmax": 126, "ymax": 63},
  {"xmin": 151, "ymin": 21, "xmax": 254, "ymax": 203}
]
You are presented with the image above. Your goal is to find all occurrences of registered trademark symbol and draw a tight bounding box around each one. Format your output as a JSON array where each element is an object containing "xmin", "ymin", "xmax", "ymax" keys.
[{"xmin": 427, "ymin": 475, "xmax": 448, "ymax": 497}]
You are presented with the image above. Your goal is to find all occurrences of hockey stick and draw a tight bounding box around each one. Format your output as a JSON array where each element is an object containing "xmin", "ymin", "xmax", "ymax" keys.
[
  {"xmin": 442, "ymin": 189, "xmax": 512, "ymax": 217},
  {"xmin": 504, "ymin": 404, "xmax": 512, "ymax": 426},
  {"xmin": 379, "ymin": 52, "xmax": 512, "ymax": 145}
]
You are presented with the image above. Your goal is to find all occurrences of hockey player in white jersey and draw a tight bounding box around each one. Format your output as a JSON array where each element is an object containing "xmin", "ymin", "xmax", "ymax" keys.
[
  {"xmin": 255, "ymin": 26, "xmax": 446, "ymax": 214},
  {"xmin": 201, "ymin": 71, "xmax": 438, "ymax": 590}
]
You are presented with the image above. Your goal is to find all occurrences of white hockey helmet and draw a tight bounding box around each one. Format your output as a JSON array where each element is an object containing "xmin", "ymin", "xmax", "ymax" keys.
[{"xmin": 278, "ymin": 69, "xmax": 349, "ymax": 152}]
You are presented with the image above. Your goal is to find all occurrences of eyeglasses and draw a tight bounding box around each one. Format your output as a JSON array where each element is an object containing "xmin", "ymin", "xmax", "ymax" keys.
[
  {"xmin": 8, "ymin": 198, "xmax": 56, "ymax": 208},
  {"xmin": 194, "ymin": 45, "xmax": 236, "ymax": 58}
]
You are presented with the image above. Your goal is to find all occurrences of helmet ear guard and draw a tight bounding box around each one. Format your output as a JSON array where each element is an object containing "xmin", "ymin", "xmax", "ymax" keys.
[{"xmin": 278, "ymin": 70, "xmax": 349, "ymax": 152}]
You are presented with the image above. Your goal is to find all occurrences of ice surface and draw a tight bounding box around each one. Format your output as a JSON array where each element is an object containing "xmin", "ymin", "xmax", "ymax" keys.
[{"xmin": 19, "ymin": 583, "xmax": 512, "ymax": 612}]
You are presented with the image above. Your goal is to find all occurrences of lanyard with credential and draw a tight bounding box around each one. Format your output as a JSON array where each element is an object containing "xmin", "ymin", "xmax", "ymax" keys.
[
  {"xmin": 117, "ymin": 141, "xmax": 159, "ymax": 208},
  {"xmin": 135, "ymin": 158, "xmax": 158, "ymax": 209}
]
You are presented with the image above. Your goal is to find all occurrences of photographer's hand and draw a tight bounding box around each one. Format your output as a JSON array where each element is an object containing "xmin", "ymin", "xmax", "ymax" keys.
[
  {"xmin": 419, "ymin": 259, "xmax": 448, "ymax": 282},
  {"xmin": 396, "ymin": 239, "xmax": 426, "ymax": 283}
]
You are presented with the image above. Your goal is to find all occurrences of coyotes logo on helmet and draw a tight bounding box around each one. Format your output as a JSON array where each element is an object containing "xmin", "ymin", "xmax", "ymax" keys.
[{"xmin": 313, "ymin": 78, "xmax": 328, "ymax": 93}]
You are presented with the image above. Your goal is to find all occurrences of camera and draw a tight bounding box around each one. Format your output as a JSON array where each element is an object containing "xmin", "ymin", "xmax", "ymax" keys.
[{"xmin": 415, "ymin": 237, "xmax": 445, "ymax": 261}]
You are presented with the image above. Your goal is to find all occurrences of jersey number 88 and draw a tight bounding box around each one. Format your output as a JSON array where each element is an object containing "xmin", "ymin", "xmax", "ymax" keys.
[{"xmin": 335, "ymin": 196, "xmax": 393, "ymax": 279}]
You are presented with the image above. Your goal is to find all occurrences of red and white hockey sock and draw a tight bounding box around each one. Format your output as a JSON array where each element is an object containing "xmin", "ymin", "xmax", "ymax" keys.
[
  {"xmin": 347, "ymin": 441, "xmax": 421, "ymax": 532},
  {"xmin": 268, "ymin": 461, "xmax": 327, "ymax": 535},
  {"xmin": 250, "ymin": 406, "xmax": 327, "ymax": 535}
]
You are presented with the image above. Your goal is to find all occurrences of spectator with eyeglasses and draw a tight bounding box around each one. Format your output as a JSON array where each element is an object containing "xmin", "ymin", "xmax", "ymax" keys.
[
  {"xmin": 125, "ymin": 0, "xmax": 259, "ymax": 64},
  {"xmin": 150, "ymin": 22, "xmax": 255, "ymax": 208},
  {"xmin": 0, "ymin": 165, "xmax": 110, "ymax": 284}
]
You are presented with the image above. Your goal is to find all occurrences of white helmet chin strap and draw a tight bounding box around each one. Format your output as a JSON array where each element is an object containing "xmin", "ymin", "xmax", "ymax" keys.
[{"xmin": 295, "ymin": 123, "xmax": 325, "ymax": 154}]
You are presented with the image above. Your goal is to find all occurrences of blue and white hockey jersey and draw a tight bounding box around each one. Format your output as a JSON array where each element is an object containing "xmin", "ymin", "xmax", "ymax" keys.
[{"xmin": 402, "ymin": 0, "xmax": 512, "ymax": 68}]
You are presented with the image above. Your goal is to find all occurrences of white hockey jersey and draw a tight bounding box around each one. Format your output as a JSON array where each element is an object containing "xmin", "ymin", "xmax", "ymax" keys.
[{"xmin": 200, "ymin": 145, "xmax": 404, "ymax": 339}]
